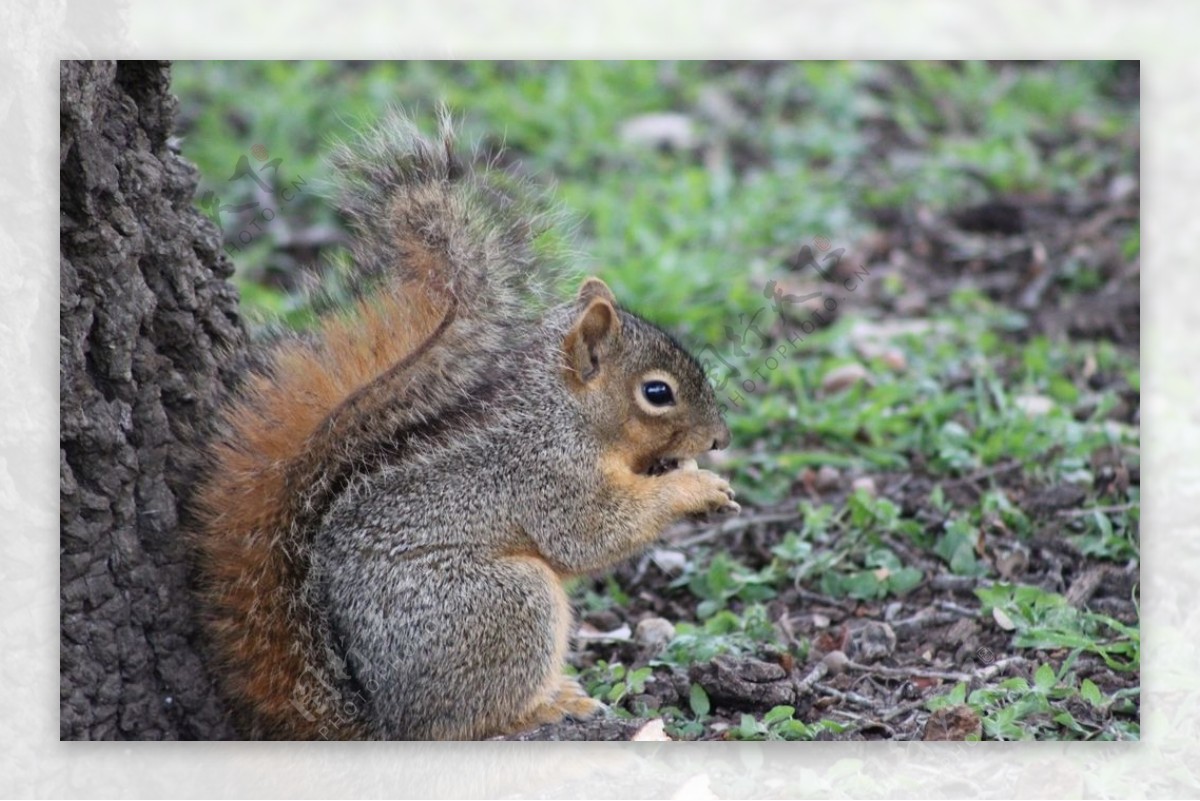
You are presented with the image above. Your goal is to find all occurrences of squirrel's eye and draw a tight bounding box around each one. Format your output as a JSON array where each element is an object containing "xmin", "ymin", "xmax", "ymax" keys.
[{"xmin": 641, "ymin": 380, "xmax": 675, "ymax": 407}]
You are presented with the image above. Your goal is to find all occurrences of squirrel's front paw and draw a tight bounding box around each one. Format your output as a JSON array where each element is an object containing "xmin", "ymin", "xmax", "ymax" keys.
[{"xmin": 669, "ymin": 461, "xmax": 740, "ymax": 518}]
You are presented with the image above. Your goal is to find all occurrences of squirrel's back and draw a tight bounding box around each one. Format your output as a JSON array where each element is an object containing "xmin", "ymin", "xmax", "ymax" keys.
[{"xmin": 191, "ymin": 112, "xmax": 570, "ymax": 738}]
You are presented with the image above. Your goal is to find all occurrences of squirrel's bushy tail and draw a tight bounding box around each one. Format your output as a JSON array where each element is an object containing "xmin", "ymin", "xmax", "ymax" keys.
[
  {"xmin": 331, "ymin": 108, "xmax": 568, "ymax": 313},
  {"xmin": 192, "ymin": 111, "xmax": 570, "ymax": 738}
]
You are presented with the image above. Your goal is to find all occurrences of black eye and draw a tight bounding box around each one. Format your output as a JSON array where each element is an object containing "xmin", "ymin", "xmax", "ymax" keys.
[{"xmin": 642, "ymin": 380, "xmax": 675, "ymax": 407}]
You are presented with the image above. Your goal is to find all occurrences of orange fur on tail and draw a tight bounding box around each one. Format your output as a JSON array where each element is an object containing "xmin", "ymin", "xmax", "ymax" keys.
[{"xmin": 192, "ymin": 285, "xmax": 444, "ymax": 738}]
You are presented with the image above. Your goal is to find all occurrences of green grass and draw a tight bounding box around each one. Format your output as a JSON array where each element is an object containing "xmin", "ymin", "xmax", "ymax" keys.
[{"xmin": 172, "ymin": 60, "xmax": 1136, "ymax": 331}]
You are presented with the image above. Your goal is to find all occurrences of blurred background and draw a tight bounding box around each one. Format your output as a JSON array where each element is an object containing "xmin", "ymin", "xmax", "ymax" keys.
[{"xmin": 171, "ymin": 61, "xmax": 1140, "ymax": 741}]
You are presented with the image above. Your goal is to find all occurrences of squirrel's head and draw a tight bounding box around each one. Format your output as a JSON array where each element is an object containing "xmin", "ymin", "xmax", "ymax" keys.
[{"xmin": 561, "ymin": 277, "xmax": 731, "ymax": 477}]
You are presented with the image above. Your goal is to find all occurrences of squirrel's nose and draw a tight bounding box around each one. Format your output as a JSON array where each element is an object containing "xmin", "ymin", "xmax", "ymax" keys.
[{"xmin": 711, "ymin": 423, "xmax": 731, "ymax": 451}]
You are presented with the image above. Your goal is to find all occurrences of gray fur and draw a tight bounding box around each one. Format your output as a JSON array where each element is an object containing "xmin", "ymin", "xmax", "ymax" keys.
[{"xmin": 312, "ymin": 304, "xmax": 726, "ymax": 738}]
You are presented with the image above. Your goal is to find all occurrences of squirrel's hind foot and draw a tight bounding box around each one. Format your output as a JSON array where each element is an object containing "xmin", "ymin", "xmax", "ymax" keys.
[
  {"xmin": 553, "ymin": 676, "xmax": 605, "ymax": 721},
  {"xmin": 509, "ymin": 675, "xmax": 604, "ymax": 735}
]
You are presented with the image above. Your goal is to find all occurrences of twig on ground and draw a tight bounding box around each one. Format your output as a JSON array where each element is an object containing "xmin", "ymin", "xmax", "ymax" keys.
[
  {"xmin": 813, "ymin": 683, "xmax": 876, "ymax": 708},
  {"xmin": 793, "ymin": 659, "xmax": 832, "ymax": 697},
  {"xmin": 826, "ymin": 707, "xmax": 872, "ymax": 724},
  {"xmin": 845, "ymin": 655, "xmax": 1027, "ymax": 685},
  {"xmin": 935, "ymin": 600, "xmax": 981, "ymax": 617},
  {"xmin": 846, "ymin": 660, "xmax": 973, "ymax": 683},
  {"xmin": 889, "ymin": 609, "xmax": 967, "ymax": 636},
  {"xmin": 1057, "ymin": 503, "xmax": 1136, "ymax": 519},
  {"xmin": 670, "ymin": 510, "xmax": 802, "ymax": 549},
  {"xmin": 929, "ymin": 574, "xmax": 987, "ymax": 593},
  {"xmin": 878, "ymin": 698, "xmax": 932, "ymax": 724},
  {"xmin": 977, "ymin": 656, "xmax": 1028, "ymax": 681},
  {"xmin": 942, "ymin": 460, "xmax": 1022, "ymax": 486}
]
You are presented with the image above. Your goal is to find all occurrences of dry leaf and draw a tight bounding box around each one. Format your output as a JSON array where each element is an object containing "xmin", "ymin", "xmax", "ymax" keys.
[
  {"xmin": 923, "ymin": 705, "xmax": 982, "ymax": 741},
  {"xmin": 821, "ymin": 362, "xmax": 870, "ymax": 394},
  {"xmin": 631, "ymin": 718, "xmax": 672, "ymax": 742},
  {"xmin": 992, "ymin": 607, "xmax": 1017, "ymax": 631}
]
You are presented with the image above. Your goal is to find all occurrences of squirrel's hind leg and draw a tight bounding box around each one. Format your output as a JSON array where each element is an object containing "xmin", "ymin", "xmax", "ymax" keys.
[{"xmin": 482, "ymin": 556, "xmax": 602, "ymax": 736}]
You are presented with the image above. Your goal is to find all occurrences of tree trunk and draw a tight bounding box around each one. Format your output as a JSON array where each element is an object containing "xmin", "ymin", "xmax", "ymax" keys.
[{"xmin": 60, "ymin": 60, "xmax": 243, "ymax": 740}]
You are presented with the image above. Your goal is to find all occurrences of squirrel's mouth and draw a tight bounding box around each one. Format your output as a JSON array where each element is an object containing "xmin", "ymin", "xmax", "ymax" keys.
[{"xmin": 643, "ymin": 456, "xmax": 699, "ymax": 477}]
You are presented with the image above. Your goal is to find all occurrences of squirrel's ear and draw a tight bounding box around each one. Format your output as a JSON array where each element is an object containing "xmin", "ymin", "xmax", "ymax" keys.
[
  {"xmin": 564, "ymin": 297, "xmax": 621, "ymax": 385},
  {"xmin": 577, "ymin": 277, "xmax": 617, "ymax": 306}
]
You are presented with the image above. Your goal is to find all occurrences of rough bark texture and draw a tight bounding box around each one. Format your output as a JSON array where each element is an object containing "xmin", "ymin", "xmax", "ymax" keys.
[{"xmin": 60, "ymin": 60, "xmax": 244, "ymax": 740}]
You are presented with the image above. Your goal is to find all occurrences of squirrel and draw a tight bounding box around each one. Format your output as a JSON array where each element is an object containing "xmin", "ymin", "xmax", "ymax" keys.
[{"xmin": 192, "ymin": 110, "xmax": 739, "ymax": 740}]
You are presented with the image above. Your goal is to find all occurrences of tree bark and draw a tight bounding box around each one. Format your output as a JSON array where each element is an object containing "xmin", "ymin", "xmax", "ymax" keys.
[{"xmin": 60, "ymin": 60, "xmax": 243, "ymax": 740}]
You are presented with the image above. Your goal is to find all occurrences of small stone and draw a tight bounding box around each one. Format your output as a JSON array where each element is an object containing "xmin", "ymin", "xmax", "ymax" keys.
[
  {"xmin": 815, "ymin": 465, "xmax": 841, "ymax": 492},
  {"xmin": 1014, "ymin": 395, "xmax": 1055, "ymax": 417},
  {"xmin": 851, "ymin": 476, "xmax": 877, "ymax": 496},
  {"xmin": 821, "ymin": 362, "xmax": 870, "ymax": 394},
  {"xmin": 1108, "ymin": 173, "xmax": 1138, "ymax": 204},
  {"xmin": 619, "ymin": 112, "xmax": 696, "ymax": 150},
  {"xmin": 882, "ymin": 348, "xmax": 907, "ymax": 372},
  {"xmin": 650, "ymin": 549, "xmax": 688, "ymax": 576},
  {"xmin": 821, "ymin": 650, "xmax": 850, "ymax": 674},
  {"xmin": 635, "ymin": 616, "xmax": 677, "ymax": 651}
]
